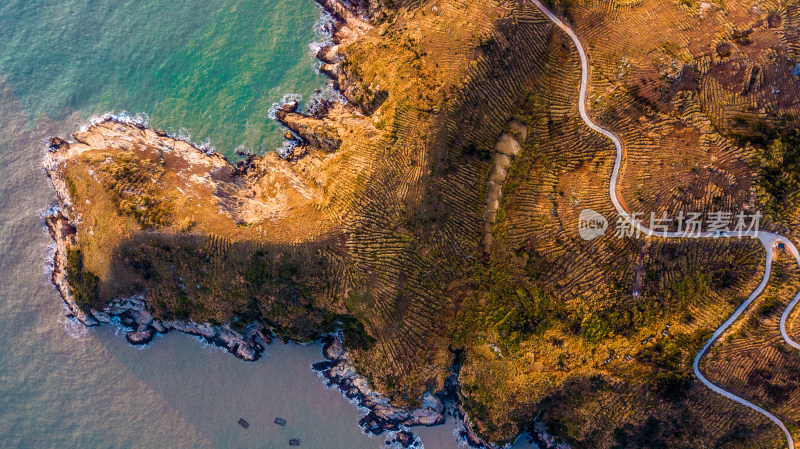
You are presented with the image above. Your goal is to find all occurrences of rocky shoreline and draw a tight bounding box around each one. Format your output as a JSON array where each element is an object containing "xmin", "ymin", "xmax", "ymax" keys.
[
  {"xmin": 39, "ymin": 0, "xmax": 373, "ymax": 361},
  {"xmin": 312, "ymin": 336, "xmax": 527, "ymax": 449},
  {"xmin": 45, "ymin": 204, "xmax": 511, "ymax": 447},
  {"xmin": 44, "ymin": 207, "xmax": 270, "ymax": 361},
  {"xmin": 313, "ymin": 336, "xmax": 444, "ymax": 432},
  {"xmin": 40, "ymin": 0, "xmax": 565, "ymax": 447},
  {"xmin": 44, "ymin": 200, "xmax": 508, "ymax": 445},
  {"xmin": 46, "ymin": 202, "xmax": 558, "ymax": 447},
  {"xmin": 38, "ymin": 0, "xmax": 368, "ymax": 365},
  {"xmin": 43, "ymin": 214, "xmax": 497, "ymax": 447},
  {"xmin": 43, "ymin": 212, "xmax": 500, "ymax": 446}
]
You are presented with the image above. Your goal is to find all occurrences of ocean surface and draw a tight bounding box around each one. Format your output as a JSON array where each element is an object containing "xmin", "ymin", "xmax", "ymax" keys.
[{"xmin": 0, "ymin": 1, "xmax": 535, "ymax": 448}]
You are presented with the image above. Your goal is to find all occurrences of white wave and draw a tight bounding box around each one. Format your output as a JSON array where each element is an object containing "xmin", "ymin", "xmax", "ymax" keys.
[
  {"xmin": 195, "ymin": 137, "xmax": 216, "ymax": 155},
  {"xmin": 452, "ymin": 426, "xmax": 471, "ymax": 448},
  {"xmin": 309, "ymin": 41, "xmax": 326, "ymax": 58},
  {"xmin": 310, "ymin": 4, "xmax": 335, "ymax": 53},
  {"xmin": 38, "ymin": 203, "xmax": 60, "ymax": 283},
  {"xmin": 59, "ymin": 303, "xmax": 89, "ymax": 339},
  {"xmin": 309, "ymin": 82, "xmax": 348, "ymax": 110},
  {"xmin": 168, "ymin": 127, "xmax": 217, "ymax": 155},
  {"xmin": 40, "ymin": 203, "xmax": 62, "ymax": 219},
  {"xmin": 313, "ymin": 368, "xmax": 374, "ymax": 414},
  {"xmin": 268, "ymin": 93, "xmax": 304, "ymax": 121},
  {"xmin": 172, "ymin": 127, "xmax": 192, "ymax": 142},
  {"xmin": 76, "ymin": 112, "xmax": 219, "ymax": 155},
  {"xmin": 278, "ymin": 138, "xmax": 300, "ymax": 158},
  {"xmin": 380, "ymin": 429, "xmax": 424, "ymax": 449},
  {"xmin": 79, "ymin": 111, "xmax": 150, "ymax": 133},
  {"xmin": 40, "ymin": 241, "xmax": 57, "ymax": 284},
  {"xmin": 108, "ymin": 316, "xmax": 134, "ymax": 336},
  {"xmin": 190, "ymin": 334, "xmax": 228, "ymax": 354}
]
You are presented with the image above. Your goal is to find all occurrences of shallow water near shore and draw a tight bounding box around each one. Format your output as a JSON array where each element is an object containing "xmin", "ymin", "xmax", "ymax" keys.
[
  {"xmin": 0, "ymin": 0, "xmax": 327, "ymax": 154},
  {"xmin": 0, "ymin": 1, "xmax": 539, "ymax": 448}
]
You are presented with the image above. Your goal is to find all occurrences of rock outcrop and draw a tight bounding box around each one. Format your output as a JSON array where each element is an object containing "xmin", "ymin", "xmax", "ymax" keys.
[{"xmin": 314, "ymin": 336, "xmax": 445, "ymax": 434}]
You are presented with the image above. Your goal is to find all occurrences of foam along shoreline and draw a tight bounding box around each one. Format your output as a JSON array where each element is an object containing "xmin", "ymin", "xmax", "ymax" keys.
[{"xmin": 39, "ymin": 0, "xmax": 371, "ymax": 358}]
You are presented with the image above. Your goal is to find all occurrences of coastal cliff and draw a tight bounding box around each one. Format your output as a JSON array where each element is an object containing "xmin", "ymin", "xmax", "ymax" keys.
[{"xmin": 43, "ymin": 0, "xmax": 800, "ymax": 447}]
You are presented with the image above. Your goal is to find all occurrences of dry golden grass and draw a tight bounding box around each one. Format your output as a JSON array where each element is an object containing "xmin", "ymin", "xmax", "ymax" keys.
[{"xmin": 48, "ymin": 0, "xmax": 800, "ymax": 446}]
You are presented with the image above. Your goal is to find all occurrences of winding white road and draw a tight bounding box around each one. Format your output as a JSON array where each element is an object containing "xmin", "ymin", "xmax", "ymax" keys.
[{"xmin": 529, "ymin": 0, "xmax": 799, "ymax": 446}]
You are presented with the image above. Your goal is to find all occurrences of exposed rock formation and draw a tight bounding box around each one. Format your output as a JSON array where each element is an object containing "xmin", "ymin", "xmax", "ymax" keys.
[{"xmin": 314, "ymin": 336, "xmax": 445, "ymax": 433}]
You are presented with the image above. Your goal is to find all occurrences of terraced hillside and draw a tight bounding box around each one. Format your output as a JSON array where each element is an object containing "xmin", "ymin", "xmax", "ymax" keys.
[
  {"xmin": 547, "ymin": 0, "xmax": 800, "ymax": 227},
  {"xmin": 44, "ymin": 0, "xmax": 800, "ymax": 447},
  {"xmin": 705, "ymin": 251, "xmax": 800, "ymax": 442}
]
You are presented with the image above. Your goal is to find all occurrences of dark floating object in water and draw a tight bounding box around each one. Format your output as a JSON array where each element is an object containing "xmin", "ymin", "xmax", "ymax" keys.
[
  {"xmin": 289, "ymin": 439, "xmax": 301, "ymax": 446},
  {"xmin": 238, "ymin": 418, "xmax": 249, "ymax": 429},
  {"xmin": 274, "ymin": 417, "xmax": 287, "ymax": 426}
]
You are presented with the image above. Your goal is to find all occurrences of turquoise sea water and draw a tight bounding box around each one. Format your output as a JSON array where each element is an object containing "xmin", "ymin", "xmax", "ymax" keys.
[
  {"xmin": 0, "ymin": 1, "xmax": 535, "ymax": 448},
  {"xmin": 0, "ymin": 0, "xmax": 326, "ymax": 154}
]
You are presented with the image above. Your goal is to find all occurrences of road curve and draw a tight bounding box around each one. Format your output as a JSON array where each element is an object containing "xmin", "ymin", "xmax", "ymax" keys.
[
  {"xmin": 690, "ymin": 242, "xmax": 797, "ymax": 449},
  {"xmin": 782, "ymin": 291, "xmax": 800, "ymax": 350},
  {"xmin": 780, "ymin": 239, "xmax": 800, "ymax": 350},
  {"xmin": 528, "ymin": 0, "xmax": 796, "ymax": 446}
]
